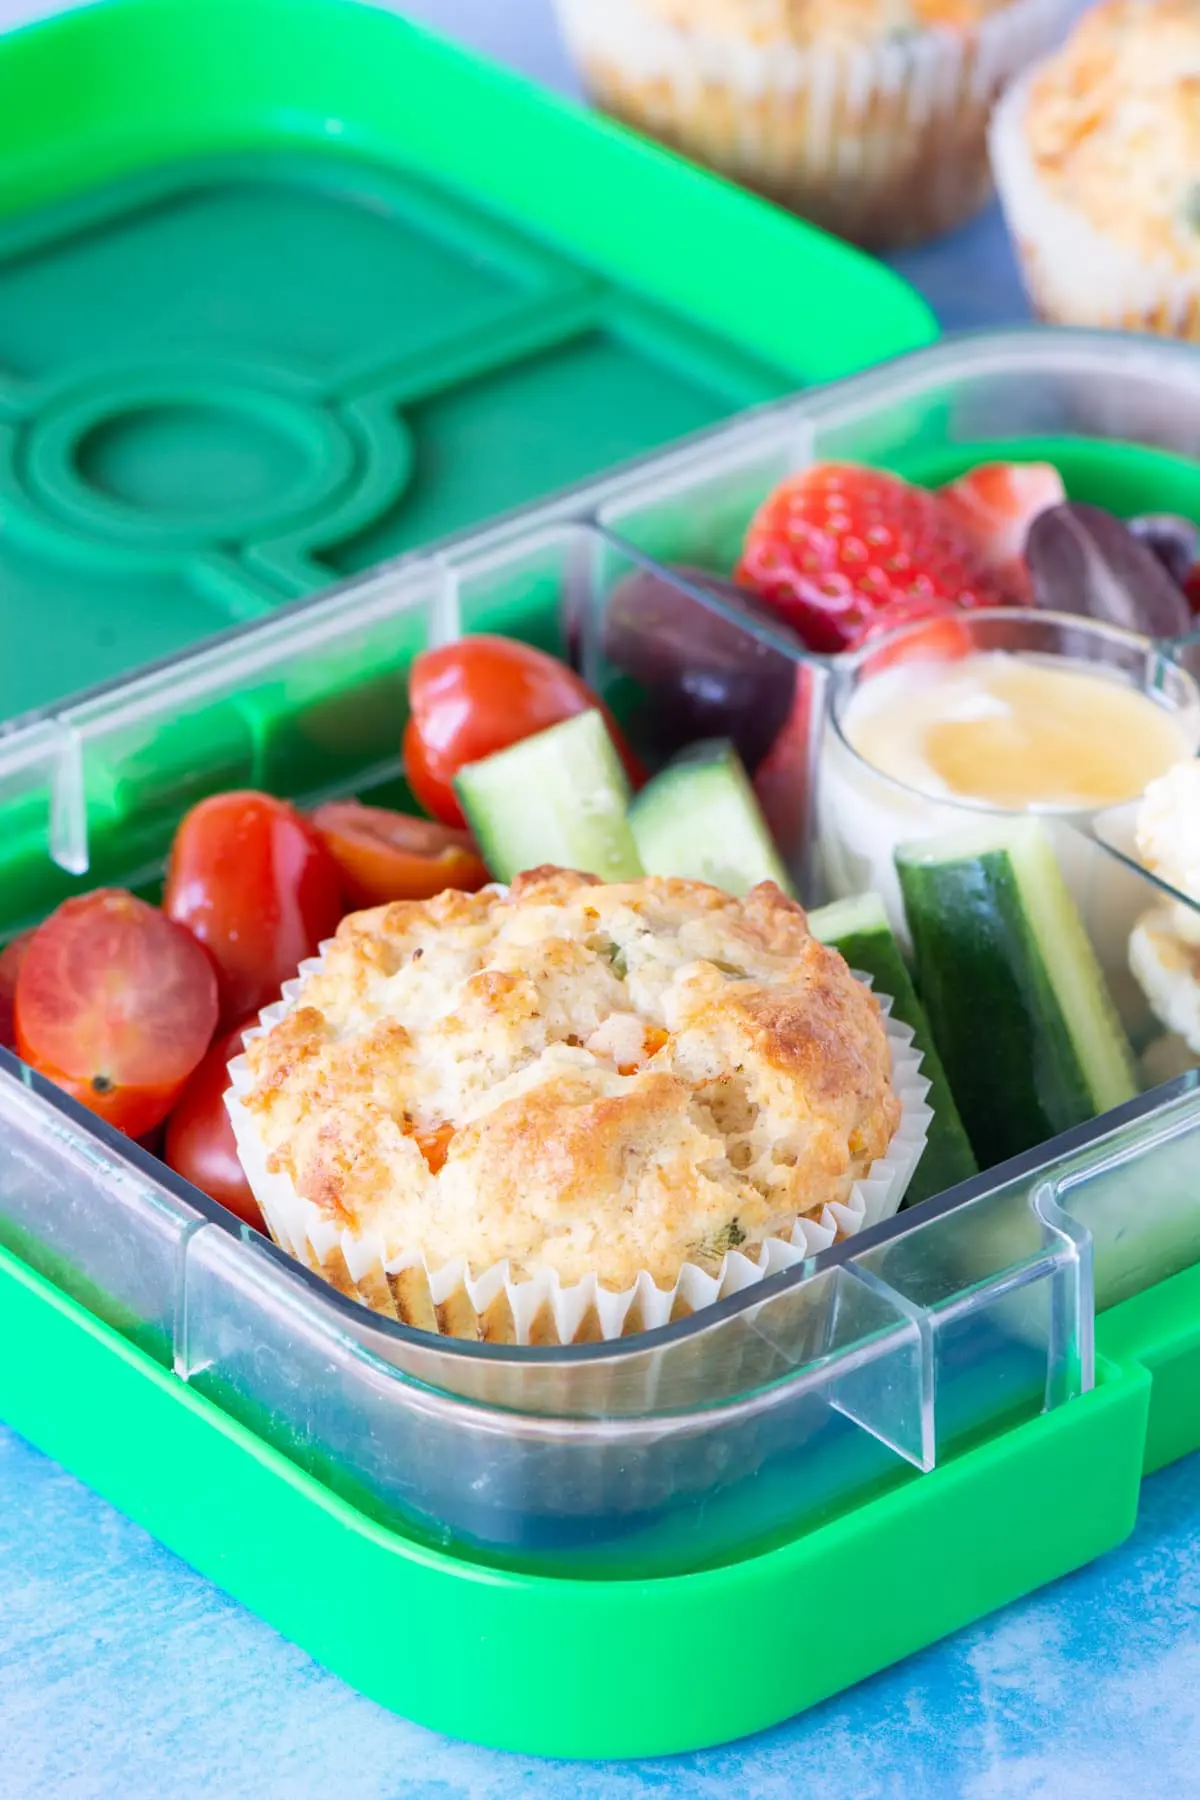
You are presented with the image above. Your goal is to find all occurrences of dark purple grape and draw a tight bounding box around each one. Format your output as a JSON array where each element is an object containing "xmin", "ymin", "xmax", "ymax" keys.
[
  {"xmin": 1026, "ymin": 502, "xmax": 1191, "ymax": 638},
  {"xmin": 603, "ymin": 566, "xmax": 797, "ymax": 772},
  {"xmin": 1127, "ymin": 514, "xmax": 1200, "ymax": 590}
]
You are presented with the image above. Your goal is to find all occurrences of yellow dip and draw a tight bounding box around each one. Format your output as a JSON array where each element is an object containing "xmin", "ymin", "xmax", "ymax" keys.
[{"xmin": 845, "ymin": 653, "xmax": 1193, "ymax": 811}]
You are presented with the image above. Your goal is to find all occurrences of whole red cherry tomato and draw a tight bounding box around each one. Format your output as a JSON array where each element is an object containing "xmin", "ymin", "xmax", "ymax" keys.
[
  {"xmin": 164, "ymin": 1016, "xmax": 264, "ymax": 1230},
  {"xmin": 403, "ymin": 636, "xmax": 643, "ymax": 827},
  {"xmin": 14, "ymin": 890, "xmax": 219, "ymax": 1138},
  {"xmin": 310, "ymin": 802, "xmax": 490, "ymax": 907},
  {"xmin": 0, "ymin": 929, "xmax": 34, "ymax": 1051},
  {"xmin": 165, "ymin": 792, "xmax": 344, "ymax": 1025}
]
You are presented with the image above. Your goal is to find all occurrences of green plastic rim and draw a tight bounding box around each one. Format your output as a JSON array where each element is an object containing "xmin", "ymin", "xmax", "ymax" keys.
[{"xmin": 0, "ymin": 1241, "xmax": 1155, "ymax": 1760}]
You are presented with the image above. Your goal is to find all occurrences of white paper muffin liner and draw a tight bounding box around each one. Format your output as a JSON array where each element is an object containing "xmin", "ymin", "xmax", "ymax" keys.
[
  {"xmin": 226, "ymin": 950, "xmax": 932, "ymax": 1345},
  {"xmin": 554, "ymin": 0, "xmax": 1075, "ymax": 247},
  {"xmin": 990, "ymin": 68, "xmax": 1200, "ymax": 339}
]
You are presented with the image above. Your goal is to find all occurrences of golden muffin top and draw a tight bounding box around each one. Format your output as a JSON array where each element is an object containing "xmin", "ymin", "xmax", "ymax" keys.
[{"xmin": 236, "ymin": 869, "xmax": 901, "ymax": 1290}]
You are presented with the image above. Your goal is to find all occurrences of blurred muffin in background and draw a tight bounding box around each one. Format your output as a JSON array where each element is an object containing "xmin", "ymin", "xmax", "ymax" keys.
[
  {"xmin": 553, "ymin": 0, "xmax": 1077, "ymax": 249},
  {"xmin": 990, "ymin": 0, "xmax": 1200, "ymax": 338}
]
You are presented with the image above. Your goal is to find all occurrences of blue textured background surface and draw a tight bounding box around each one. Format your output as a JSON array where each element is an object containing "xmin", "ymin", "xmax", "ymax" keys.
[
  {"xmin": 4, "ymin": 1414, "xmax": 1200, "ymax": 1799},
  {"xmin": 2, "ymin": 3, "xmax": 1197, "ymax": 1796}
]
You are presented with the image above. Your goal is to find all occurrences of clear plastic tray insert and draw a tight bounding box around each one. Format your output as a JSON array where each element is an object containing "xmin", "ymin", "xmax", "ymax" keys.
[{"xmin": 2, "ymin": 328, "xmax": 1199, "ymax": 1577}]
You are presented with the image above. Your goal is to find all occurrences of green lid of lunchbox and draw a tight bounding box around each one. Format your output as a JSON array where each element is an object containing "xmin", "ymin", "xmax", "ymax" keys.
[{"xmin": 0, "ymin": 0, "xmax": 933, "ymax": 723}]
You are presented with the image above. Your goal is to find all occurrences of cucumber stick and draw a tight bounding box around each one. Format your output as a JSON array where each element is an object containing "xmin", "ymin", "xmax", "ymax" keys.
[
  {"xmin": 808, "ymin": 890, "xmax": 977, "ymax": 1204},
  {"xmin": 454, "ymin": 709, "xmax": 643, "ymax": 886},
  {"xmin": 897, "ymin": 818, "xmax": 1138, "ymax": 1170},
  {"xmin": 628, "ymin": 738, "xmax": 794, "ymax": 897}
]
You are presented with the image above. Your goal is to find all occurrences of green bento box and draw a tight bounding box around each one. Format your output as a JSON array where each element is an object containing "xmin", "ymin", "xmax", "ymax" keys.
[{"xmin": 1, "ymin": 0, "xmax": 1200, "ymax": 1766}]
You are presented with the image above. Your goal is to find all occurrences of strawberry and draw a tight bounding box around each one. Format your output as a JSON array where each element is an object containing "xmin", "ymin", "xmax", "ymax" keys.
[
  {"xmin": 855, "ymin": 599, "xmax": 974, "ymax": 673},
  {"xmin": 940, "ymin": 461, "xmax": 1065, "ymax": 601},
  {"xmin": 736, "ymin": 463, "xmax": 1009, "ymax": 654}
]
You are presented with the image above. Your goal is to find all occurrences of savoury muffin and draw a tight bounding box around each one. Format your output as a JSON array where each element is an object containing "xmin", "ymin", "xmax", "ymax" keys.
[
  {"xmin": 1128, "ymin": 759, "xmax": 1200, "ymax": 1067},
  {"xmin": 554, "ymin": 0, "xmax": 1075, "ymax": 248},
  {"xmin": 990, "ymin": 0, "xmax": 1200, "ymax": 337},
  {"xmin": 228, "ymin": 869, "xmax": 925, "ymax": 1342},
  {"xmin": 1130, "ymin": 909, "xmax": 1200, "ymax": 1055},
  {"xmin": 1136, "ymin": 758, "xmax": 1200, "ymax": 938}
]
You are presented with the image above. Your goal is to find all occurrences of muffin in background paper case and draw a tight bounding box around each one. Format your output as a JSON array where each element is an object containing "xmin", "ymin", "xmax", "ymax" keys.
[
  {"xmin": 553, "ymin": 0, "xmax": 1079, "ymax": 249},
  {"xmin": 990, "ymin": 0, "xmax": 1200, "ymax": 338}
]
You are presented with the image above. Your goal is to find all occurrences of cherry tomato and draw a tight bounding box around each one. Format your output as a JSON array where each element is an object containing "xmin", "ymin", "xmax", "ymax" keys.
[
  {"xmin": 0, "ymin": 929, "xmax": 34, "ymax": 1051},
  {"xmin": 165, "ymin": 791, "xmax": 344, "ymax": 1025},
  {"xmin": 164, "ymin": 1017, "xmax": 264, "ymax": 1230},
  {"xmin": 137, "ymin": 1124, "xmax": 167, "ymax": 1159},
  {"xmin": 403, "ymin": 635, "xmax": 643, "ymax": 827},
  {"xmin": 14, "ymin": 890, "xmax": 219, "ymax": 1138},
  {"xmin": 311, "ymin": 802, "xmax": 490, "ymax": 908}
]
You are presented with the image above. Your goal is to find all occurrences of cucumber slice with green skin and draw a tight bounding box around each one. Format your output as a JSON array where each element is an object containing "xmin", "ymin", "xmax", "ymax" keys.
[
  {"xmin": 627, "ymin": 738, "xmax": 794, "ymax": 897},
  {"xmin": 454, "ymin": 710, "xmax": 643, "ymax": 885},
  {"xmin": 808, "ymin": 890, "xmax": 977, "ymax": 1205},
  {"xmin": 897, "ymin": 818, "xmax": 1138, "ymax": 1170}
]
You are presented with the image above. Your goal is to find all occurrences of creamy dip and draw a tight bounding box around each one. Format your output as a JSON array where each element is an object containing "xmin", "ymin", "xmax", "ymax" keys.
[
  {"xmin": 844, "ymin": 653, "xmax": 1192, "ymax": 812},
  {"xmin": 817, "ymin": 650, "xmax": 1199, "ymax": 947}
]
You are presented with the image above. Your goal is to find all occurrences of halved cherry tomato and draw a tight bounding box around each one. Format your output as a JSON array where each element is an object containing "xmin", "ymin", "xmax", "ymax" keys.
[
  {"xmin": 165, "ymin": 791, "xmax": 344, "ymax": 1026},
  {"xmin": 403, "ymin": 635, "xmax": 643, "ymax": 827},
  {"xmin": 14, "ymin": 890, "xmax": 219, "ymax": 1138},
  {"xmin": 0, "ymin": 929, "xmax": 34, "ymax": 1051},
  {"xmin": 310, "ymin": 802, "xmax": 490, "ymax": 908},
  {"xmin": 164, "ymin": 1017, "xmax": 264, "ymax": 1230}
]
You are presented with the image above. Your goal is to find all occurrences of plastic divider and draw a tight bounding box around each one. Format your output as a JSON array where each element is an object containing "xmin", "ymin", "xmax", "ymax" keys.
[
  {"xmin": 825, "ymin": 1263, "xmax": 935, "ymax": 1472},
  {"xmin": 0, "ymin": 719, "xmax": 73, "ymax": 926},
  {"xmin": 1051, "ymin": 1087, "xmax": 1200, "ymax": 1313},
  {"xmin": 131, "ymin": 1128, "xmax": 1092, "ymax": 1573}
]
